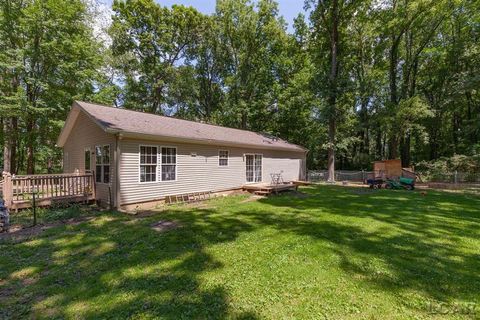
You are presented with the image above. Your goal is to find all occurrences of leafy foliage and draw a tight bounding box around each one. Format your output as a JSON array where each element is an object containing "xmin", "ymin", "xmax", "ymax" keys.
[{"xmin": 1, "ymin": 0, "xmax": 479, "ymax": 172}]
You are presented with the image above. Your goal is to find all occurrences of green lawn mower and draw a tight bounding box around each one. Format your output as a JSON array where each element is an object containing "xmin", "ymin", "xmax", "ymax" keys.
[{"xmin": 385, "ymin": 177, "xmax": 415, "ymax": 190}]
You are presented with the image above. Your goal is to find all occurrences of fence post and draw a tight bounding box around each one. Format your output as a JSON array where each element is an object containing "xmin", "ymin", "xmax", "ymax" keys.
[
  {"xmin": 362, "ymin": 170, "xmax": 365, "ymax": 182},
  {"xmin": 454, "ymin": 170, "xmax": 458, "ymax": 184},
  {"xmin": 2, "ymin": 172, "xmax": 13, "ymax": 208},
  {"xmin": 91, "ymin": 173, "xmax": 96, "ymax": 201}
]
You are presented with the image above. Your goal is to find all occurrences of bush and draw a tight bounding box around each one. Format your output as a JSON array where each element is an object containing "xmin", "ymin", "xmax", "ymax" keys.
[{"xmin": 415, "ymin": 155, "xmax": 480, "ymax": 182}]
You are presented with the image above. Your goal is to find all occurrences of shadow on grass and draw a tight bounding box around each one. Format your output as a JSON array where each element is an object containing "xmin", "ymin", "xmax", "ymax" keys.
[
  {"xmin": 252, "ymin": 186, "xmax": 480, "ymax": 304},
  {"xmin": 0, "ymin": 206, "xmax": 258, "ymax": 319},
  {"xmin": 1, "ymin": 185, "xmax": 479, "ymax": 318}
]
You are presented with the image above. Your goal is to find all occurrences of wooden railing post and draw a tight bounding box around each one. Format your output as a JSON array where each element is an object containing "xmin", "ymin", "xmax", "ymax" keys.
[
  {"xmin": 91, "ymin": 173, "xmax": 96, "ymax": 200},
  {"xmin": 2, "ymin": 172, "xmax": 13, "ymax": 208}
]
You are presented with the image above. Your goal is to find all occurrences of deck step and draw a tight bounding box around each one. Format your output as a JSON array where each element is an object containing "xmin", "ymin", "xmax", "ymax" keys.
[{"xmin": 254, "ymin": 190, "xmax": 271, "ymax": 195}]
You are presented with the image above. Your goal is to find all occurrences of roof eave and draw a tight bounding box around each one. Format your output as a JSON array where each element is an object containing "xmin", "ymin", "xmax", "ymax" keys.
[{"xmin": 113, "ymin": 130, "xmax": 307, "ymax": 152}]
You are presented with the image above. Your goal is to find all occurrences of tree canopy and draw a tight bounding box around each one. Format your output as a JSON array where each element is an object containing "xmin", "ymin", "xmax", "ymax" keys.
[{"xmin": 1, "ymin": 0, "xmax": 479, "ymax": 175}]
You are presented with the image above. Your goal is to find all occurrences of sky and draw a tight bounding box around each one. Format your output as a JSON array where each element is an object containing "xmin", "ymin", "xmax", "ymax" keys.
[{"xmin": 100, "ymin": 0, "xmax": 306, "ymax": 32}]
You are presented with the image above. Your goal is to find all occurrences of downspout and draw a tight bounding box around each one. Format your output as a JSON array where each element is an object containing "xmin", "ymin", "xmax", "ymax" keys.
[{"xmin": 115, "ymin": 134, "xmax": 122, "ymax": 209}]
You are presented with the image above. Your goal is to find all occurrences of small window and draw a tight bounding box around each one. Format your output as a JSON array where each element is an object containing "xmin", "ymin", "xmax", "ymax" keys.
[
  {"xmin": 140, "ymin": 146, "xmax": 157, "ymax": 182},
  {"xmin": 84, "ymin": 148, "xmax": 91, "ymax": 171},
  {"xmin": 161, "ymin": 147, "xmax": 176, "ymax": 181},
  {"xmin": 219, "ymin": 150, "xmax": 229, "ymax": 166},
  {"xmin": 95, "ymin": 145, "xmax": 110, "ymax": 183}
]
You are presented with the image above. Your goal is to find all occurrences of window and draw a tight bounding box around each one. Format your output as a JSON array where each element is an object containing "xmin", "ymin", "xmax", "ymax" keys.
[
  {"xmin": 161, "ymin": 147, "xmax": 176, "ymax": 181},
  {"xmin": 245, "ymin": 154, "xmax": 262, "ymax": 183},
  {"xmin": 140, "ymin": 146, "xmax": 157, "ymax": 182},
  {"xmin": 219, "ymin": 150, "xmax": 229, "ymax": 166},
  {"xmin": 84, "ymin": 148, "xmax": 91, "ymax": 171},
  {"xmin": 95, "ymin": 145, "xmax": 110, "ymax": 183}
]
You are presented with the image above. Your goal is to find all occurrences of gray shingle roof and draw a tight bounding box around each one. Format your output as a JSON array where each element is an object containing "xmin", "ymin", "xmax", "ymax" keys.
[{"xmin": 74, "ymin": 101, "xmax": 306, "ymax": 152}]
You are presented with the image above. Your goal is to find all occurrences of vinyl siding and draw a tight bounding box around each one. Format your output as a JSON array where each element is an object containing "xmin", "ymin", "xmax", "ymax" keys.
[
  {"xmin": 118, "ymin": 138, "xmax": 306, "ymax": 205},
  {"xmin": 62, "ymin": 111, "xmax": 116, "ymax": 206}
]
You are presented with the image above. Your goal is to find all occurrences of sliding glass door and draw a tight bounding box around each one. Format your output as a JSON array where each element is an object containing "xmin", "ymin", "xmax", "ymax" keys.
[{"xmin": 245, "ymin": 154, "xmax": 262, "ymax": 183}]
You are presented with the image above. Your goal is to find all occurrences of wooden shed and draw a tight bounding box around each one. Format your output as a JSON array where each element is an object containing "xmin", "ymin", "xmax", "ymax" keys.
[{"xmin": 373, "ymin": 159, "xmax": 402, "ymax": 179}]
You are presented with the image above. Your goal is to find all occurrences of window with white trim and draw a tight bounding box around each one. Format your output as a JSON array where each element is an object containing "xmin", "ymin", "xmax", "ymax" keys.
[
  {"xmin": 140, "ymin": 146, "xmax": 157, "ymax": 182},
  {"xmin": 219, "ymin": 150, "xmax": 229, "ymax": 166},
  {"xmin": 161, "ymin": 147, "xmax": 176, "ymax": 181},
  {"xmin": 95, "ymin": 145, "xmax": 110, "ymax": 183}
]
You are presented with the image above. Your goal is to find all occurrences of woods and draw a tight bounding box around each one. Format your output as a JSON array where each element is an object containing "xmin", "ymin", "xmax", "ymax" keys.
[{"xmin": 1, "ymin": 0, "xmax": 479, "ymax": 175}]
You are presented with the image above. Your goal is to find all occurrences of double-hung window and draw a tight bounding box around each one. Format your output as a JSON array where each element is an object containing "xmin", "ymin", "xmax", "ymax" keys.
[
  {"xmin": 161, "ymin": 147, "xmax": 176, "ymax": 181},
  {"xmin": 219, "ymin": 150, "xmax": 229, "ymax": 166},
  {"xmin": 140, "ymin": 146, "xmax": 157, "ymax": 182},
  {"xmin": 95, "ymin": 145, "xmax": 110, "ymax": 183}
]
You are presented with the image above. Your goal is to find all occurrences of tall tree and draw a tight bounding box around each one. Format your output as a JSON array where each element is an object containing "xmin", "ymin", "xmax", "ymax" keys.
[
  {"xmin": 0, "ymin": 0, "xmax": 104, "ymax": 174},
  {"xmin": 110, "ymin": 0, "xmax": 205, "ymax": 114},
  {"xmin": 307, "ymin": 0, "xmax": 355, "ymax": 181},
  {"xmin": 215, "ymin": 0, "xmax": 287, "ymax": 130}
]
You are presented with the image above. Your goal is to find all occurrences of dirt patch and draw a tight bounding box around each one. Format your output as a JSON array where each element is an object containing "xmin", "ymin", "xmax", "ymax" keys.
[
  {"xmin": 0, "ymin": 216, "xmax": 95, "ymax": 242},
  {"xmin": 130, "ymin": 210, "xmax": 161, "ymax": 218},
  {"xmin": 151, "ymin": 220, "xmax": 180, "ymax": 232},
  {"xmin": 228, "ymin": 190, "xmax": 251, "ymax": 196}
]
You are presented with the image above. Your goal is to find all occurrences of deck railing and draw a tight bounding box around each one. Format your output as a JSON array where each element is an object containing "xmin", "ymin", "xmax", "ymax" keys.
[{"xmin": 1, "ymin": 172, "xmax": 95, "ymax": 211}]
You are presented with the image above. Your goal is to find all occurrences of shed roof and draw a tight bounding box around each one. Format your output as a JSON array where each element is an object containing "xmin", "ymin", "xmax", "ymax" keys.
[{"xmin": 57, "ymin": 101, "xmax": 307, "ymax": 152}]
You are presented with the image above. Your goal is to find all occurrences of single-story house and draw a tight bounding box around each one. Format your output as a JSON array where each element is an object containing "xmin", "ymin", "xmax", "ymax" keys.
[{"xmin": 57, "ymin": 101, "xmax": 308, "ymax": 209}]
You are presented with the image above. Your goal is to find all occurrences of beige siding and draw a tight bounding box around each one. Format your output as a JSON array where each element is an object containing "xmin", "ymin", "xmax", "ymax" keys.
[
  {"xmin": 118, "ymin": 138, "xmax": 305, "ymax": 205},
  {"xmin": 62, "ymin": 111, "xmax": 116, "ymax": 206}
]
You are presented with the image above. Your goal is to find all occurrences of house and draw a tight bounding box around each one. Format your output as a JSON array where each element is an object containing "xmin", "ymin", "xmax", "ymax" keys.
[{"xmin": 57, "ymin": 101, "xmax": 308, "ymax": 209}]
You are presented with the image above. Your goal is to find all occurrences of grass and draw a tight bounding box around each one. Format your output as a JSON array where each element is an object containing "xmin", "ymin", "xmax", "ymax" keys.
[{"xmin": 1, "ymin": 185, "xmax": 479, "ymax": 319}]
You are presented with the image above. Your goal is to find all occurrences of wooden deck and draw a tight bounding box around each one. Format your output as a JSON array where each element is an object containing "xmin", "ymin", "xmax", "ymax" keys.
[
  {"xmin": 242, "ymin": 182, "xmax": 300, "ymax": 196},
  {"xmin": 1, "ymin": 172, "xmax": 95, "ymax": 211}
]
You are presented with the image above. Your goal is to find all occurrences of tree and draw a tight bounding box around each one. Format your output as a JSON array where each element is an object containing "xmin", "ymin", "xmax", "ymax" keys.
[
  {"xmin": 307, "ymin": 0, "xmax": 355, "ymax": 181},
  {"xmin": 215, "ymin": 0, "xmax": 287, "ymax": 130},
  {"xmin": 0, "ymin": 0, "xmax": 104, "ymax": 174},
  {"xmin": 110, "ymin": 0, "xmax": 205, "ymax": 114}
]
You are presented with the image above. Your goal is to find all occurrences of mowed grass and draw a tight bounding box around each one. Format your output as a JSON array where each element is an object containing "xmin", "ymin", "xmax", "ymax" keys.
[{"xmin": 1, "ymin": 185, "xmax": 479, "ymax": 319}]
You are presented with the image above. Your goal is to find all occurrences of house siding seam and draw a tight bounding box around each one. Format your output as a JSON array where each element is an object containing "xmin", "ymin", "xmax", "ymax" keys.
[
  {"xmin": 62, "ymin": 111, "xmax": 116, "ymax": 206},
  {"xmin": 118, "ymin": 138, "xmax": 306, "ymax": 205}
]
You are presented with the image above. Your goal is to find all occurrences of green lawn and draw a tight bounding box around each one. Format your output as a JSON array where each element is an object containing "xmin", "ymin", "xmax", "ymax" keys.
[{"xmin": 1, "ymin": 185, "xmax": 479, "ymax": 319}]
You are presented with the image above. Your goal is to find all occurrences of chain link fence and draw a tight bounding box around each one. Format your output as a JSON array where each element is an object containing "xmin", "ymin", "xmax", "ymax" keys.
[
  {"xmin": 308, "ymin": 169, "xmax": 480, "ymax": 185},
  {"xmin": 418, "ymin": 171, "xmax": 480, "ymax": 183},
  {"xmin": 307, "ymin": 170, "xmax": 372, "ymax": 182}
]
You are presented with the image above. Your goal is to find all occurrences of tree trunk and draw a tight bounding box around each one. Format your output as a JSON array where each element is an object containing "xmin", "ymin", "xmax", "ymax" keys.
[
  {"xmin": 327, "ymin": 116, "xmax": 336, "ymax": 182},
  {"xmin": 375, "ymin": 129, "xmax": 383, "ymax": 159},
  {"xmin": 47, "ymin": 157, "xmax": 53, "ymax": 174},
  {"xmin": 452, "ymin": 112, "xmax": 460, "ymax": 154},
  {"xmin": 388, "ymin": 34, "xmax": 401, "ymax": 160},
  {"xmin": 327, "ymin": 0, "xmax": 339, "ymax": 183},
  {"xmin": 400, "ymin": 133, "xmax": 411, "ymax": 167},
  {"xmin": 3, "ymin": 119, "xmax": 12, "ymax": 173},
  {"xmin": 241, "ymin": 110, "xmax": 247, "ymax": 130},
  {"xmin": 11, "ymin": 117, "xmax": 18, "ymax": 174},
  {"xmin": 26, "ymin": 117, "xmax": 35, "ymax": 174},
  {"xmin": 3, "ymin": 117, "xmax": 18, "ymax": 174},
  {"xmin": 388, "ymin": 136, "xmax": 399, "ymax": 159}
]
